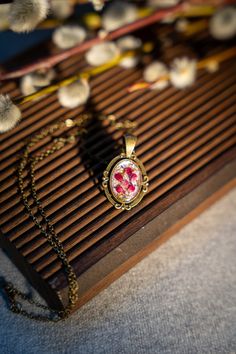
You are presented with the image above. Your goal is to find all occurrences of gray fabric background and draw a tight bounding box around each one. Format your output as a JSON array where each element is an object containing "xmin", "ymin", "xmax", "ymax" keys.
[{"xmin": 0, "ymin": 188, "xmax": 236, "ymax": 354}]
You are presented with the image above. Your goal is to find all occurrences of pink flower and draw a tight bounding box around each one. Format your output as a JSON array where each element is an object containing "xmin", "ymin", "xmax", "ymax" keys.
[
  {"xmin": 128, "ymin": 184, "xmax": 135, "ymax": 192},
  {"xmin": 130, "ymin": 173, "xmax": 137, "ymax": 181},
  {"xmin": 124, "ymin": 167, "xmax": 133, "ymax": 176},
  {"xmin": 116, "ymin": 185, "xmax": 124, "ymax": 194},
  {"xmin": 123, "ymin": 180, "xmax": 129, "ymax": 188},
  {"xmin": 113, "ymin": 166, "xmax": 137, "ymax": 196},
  {"xmin": 114, "ymin": 173, "xmax": 123, "ymax": 182}
]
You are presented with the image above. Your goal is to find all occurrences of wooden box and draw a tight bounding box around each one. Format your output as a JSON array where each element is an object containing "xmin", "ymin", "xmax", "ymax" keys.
[{"xmin": 0, "ymin": 27, "xmax": 236, "ymax": 312}]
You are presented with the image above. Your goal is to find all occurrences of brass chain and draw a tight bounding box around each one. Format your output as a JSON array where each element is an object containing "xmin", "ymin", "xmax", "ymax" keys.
[{"xmin": 1, "ymin": 113, "xmax": 137, "ymax": 322}]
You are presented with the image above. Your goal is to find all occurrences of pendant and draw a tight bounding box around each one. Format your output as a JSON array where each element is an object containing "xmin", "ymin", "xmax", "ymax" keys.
[{"xmin": 102, "ymin": 134, "xmax": 149, "ymax": 210}]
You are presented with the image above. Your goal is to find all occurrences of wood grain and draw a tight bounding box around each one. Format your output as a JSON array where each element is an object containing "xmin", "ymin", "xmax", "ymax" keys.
[{"xmin": 0, "ymin": 27, "xmax": 236, "ymax": 311}]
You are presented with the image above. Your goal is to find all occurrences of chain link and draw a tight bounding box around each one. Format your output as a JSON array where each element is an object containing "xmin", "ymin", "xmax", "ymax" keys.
[{"xmin": 1, "ymin": 113, "xmax": 137, "ymax": 322}]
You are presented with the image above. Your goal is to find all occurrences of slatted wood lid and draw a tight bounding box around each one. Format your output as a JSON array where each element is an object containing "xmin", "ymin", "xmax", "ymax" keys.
[{"xmin": 0, "ymin": 25, "xmax": 236, "ymax": 300}]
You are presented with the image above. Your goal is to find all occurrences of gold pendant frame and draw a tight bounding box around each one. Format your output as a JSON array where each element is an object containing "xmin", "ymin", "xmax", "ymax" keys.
[{"xmin": 102, "ymin": 135, "xmax": 149, "ymax": 211}]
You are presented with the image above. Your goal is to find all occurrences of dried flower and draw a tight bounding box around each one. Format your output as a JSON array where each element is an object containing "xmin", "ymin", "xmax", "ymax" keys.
[
  {"xmin": 0, "ymin": 4, "xmax": 10, "ymax": 30},
  {"xmin": 102, "ymin": 1, "xmax": 138, "ymax": 32},
  {"xmin": 58, "ymin": 79, "xmax": 90, "ymax": 109},
  {"xmin": 85, "ymin": 41, "xmax": 120, "ymax": 66},
  {"xmin": 117, "ymin": 35, "xmax": 141, "ymax": 69},
  {"xmin": 50, "ymin": 0, "xmax": 74, "ymax": 20},
  {"xmin": 209, "ymin": 7, "xmax": 236, "ymax": 40},
  {"xmin": 170, "ymin": 57, "xmax": 197, "ymax": 89},
  {"xmin": 0, "ymin": 95, "xmax": 21, "ymax": 133},
  {"xmin": 8, "ymin": 0, "xmax": 49, "ymax": 33},
  {"xmin": 143, "ymin": 61, "xmax": 169, "ymax": 90},
  {"xmin": 53, "ymin": 25, "xmax": 87, "ymax": 49},
  {"xmin": 20, "ymin": 69, "xmax": 55, "ymax": 96},
  {"xmin": 148, "ymin": 0, "xmax": 180, "ymax": 8}
]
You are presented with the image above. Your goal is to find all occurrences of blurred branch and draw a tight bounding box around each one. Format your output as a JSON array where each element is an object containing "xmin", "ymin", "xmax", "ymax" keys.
[
  {"xmin": 0, "ymin": 5, "xmax": 183, "ymax": 81},
  {"xmin": 128, "ymin": 47, "xmax": 236, "ymax": 92},
  {"xmin": 189, "ymin": 0, "xmax": 236, "ymax": 4},
  {"xmin": 1, "ymin": 0, "xmax": 236, "ymax": 81},
  {"xmin": 14, "ymin": 50, "xmax": 136, "ymax": 105}
]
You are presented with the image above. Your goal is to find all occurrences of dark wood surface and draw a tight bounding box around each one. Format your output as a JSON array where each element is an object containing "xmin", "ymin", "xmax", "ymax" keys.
[{"xmin": 0, "ymin": 26, "xmax": 236, "ymax": 311}]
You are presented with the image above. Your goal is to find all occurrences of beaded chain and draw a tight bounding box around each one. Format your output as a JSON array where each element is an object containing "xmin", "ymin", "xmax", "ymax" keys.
[{"xmin": 2, "ymin": 113, "xmax": 136, "ymax": 322}]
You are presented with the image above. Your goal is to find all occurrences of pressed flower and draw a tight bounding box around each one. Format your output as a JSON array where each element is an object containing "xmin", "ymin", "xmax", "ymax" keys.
[
  {"xmin": 124, "ymin": 167, "xmax": 133, "ymax": 175},
  {"xmin": 102, "ymin": 1, "xmax": 138, "ymax": 32},
  {"xmin": 85, "ymin": 41, "xmax": 120, "ymax": 66},
  {"xmin": 0, "ymin": 4, "xmax": 10, "ymax": 30},
  {"xmin": 58, "ymin": 79, "xmax": 90, "ymax": 109},
  {"xmin": 0, "ymin": 95, "xmax": 21, "ymax": 133},
  {"xmin": 53, "ymin": 25, "xmax": 87, "ymax": 49},
  {"xmin": 50, "ymin": 0, "xmax": 74, "ymax": 20},
  {"xmin": 20, "ymin": 69, "xmax": 55, "ymax": 96},
  {"xmin": 115, "ymin": 185, "xmax": 124, "ymax": 194},
  {"xmin": 209, "ymin": 7, "xmax": 236, "ymax": 40},
  {"xmin": 114, "ymin": 173, "xmax": 123, "ymax": 182},
  {"xmin": 170, "ymin": 57, "xmax": 197, "ymax": 89},
  {"xmin": 8, "ymin": 0, "xmax": 49, "ymax": 33},
  {"xmin": 143, "ymin": 61, "xmax": 169, "ymax": 90},
  {"xmin": 110, "ymin": 160, "xmax": 142, "ymax": 202}
]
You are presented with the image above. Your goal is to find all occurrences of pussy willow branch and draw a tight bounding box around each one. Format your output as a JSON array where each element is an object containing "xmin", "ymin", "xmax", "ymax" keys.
[
  {"xmin": 0, "ymin": 0, "xmax": 235, "ymax": 4},
  {"xmin": 196, "ymin": 47, "xmax": 236, "ymax": 69},
  {"xmin": 128, "ymin": 47, "xmax": 236, "ymax": 92},
  {"xmin": 1, "ymin": 1, "xmax": 236, "ymax": 80},
  {"xmin": 0, "ymin": 0, "xmax": 86, "ymax": 4},
  {"xmin": 14, "ymin": 50, "xmax": 134, "ymax": 105},
  {"xmin": 0, "ymin": 4, "xmax": 215, "ymax": 32},
  {"xmin": 0, "ymin": 5, "xmax": 184, "ymax": 81}
]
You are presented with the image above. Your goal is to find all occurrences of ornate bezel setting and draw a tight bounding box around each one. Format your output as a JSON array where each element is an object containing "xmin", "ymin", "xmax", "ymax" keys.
[{"xmin": 102, "ymin": 151, "xmax": 149, "ymax": 210}]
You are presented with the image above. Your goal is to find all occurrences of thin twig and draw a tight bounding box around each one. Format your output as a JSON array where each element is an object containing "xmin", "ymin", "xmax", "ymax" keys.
[
  {"xmin": 1, "ymin": 1, "xmax": 236, "ymax": 80},
  {"xmin": 0, "ymin": 5, "xmax": 183, "ymax": 81},
  {"xmin": 14, "ymin": 51, "xmax": 135, "ymax": 105},
  {"xmin": 128, "ymin": 47, "xmax": 236, "ymax": 92}
]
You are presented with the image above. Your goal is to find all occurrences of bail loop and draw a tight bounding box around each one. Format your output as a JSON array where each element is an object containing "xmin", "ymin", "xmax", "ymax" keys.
[{"xmin": 124, "ymin": 134, "xmax": 137, "ymax": 158}]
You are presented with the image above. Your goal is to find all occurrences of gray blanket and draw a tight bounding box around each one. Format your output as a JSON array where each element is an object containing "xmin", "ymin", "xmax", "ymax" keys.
[{"xmin": 1, "ymin": 188, "xmax": 236, "ymax": 354}]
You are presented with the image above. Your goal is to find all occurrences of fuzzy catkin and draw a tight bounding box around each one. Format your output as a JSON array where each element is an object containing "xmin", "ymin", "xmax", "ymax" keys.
[
  {"xmin": 50, "ymin": 0, "xmax": 73, "ymax": 19},
  {"xmin": 20, "ymin": 69, "xmax": 56, "ymax": 96},
  {"xmin": 0, "ymin": 95, "xmax": 21, "ymax": 133},
  {"xmin": 9, "ymin": 0, "xmax": 49, "ymax": 32},
  {"xmin": 169, "ymin": 57, "xmax": 197, "ymax": 89},
  {"xmin": 85, "ymin": 42, "xmax": 120, "ymax": 66},
  {"xmin": 102, "ymin": 1, "xmax": 138, "ymax": 32},
  {"xmin": 53, "ymin": 25, "xmax": 87, "ymax": 49},
  {"xmin": 210, "ymin": 7, "xmax": 236, "ymax": 40},
  {"xmin": 58, "ymin": 80, "xmax": 90, "ymax": 109},
  {"xmin": 143, "ymin": 61, "xmax": 169, "ymax": 90}
]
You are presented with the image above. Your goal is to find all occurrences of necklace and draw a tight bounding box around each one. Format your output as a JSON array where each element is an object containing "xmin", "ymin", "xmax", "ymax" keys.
[
  {"xmin": 2, "ymin": 112, "xmax": 148, "ymax": 321},
  {"xmin": 103, "ymin": 134, "xmax": 149, "ymax": 210}
]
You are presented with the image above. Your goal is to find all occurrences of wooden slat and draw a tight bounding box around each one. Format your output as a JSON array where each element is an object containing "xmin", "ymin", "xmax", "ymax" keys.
[{"xmin": 0, "ymin": 26, "xmax": 236, "ymax": 310}]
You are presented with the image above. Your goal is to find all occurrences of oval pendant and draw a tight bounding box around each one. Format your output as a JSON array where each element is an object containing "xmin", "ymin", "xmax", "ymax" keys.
[{"xmin": 102, "ymin": 135, "xmax": 149, "ymax": 210}]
